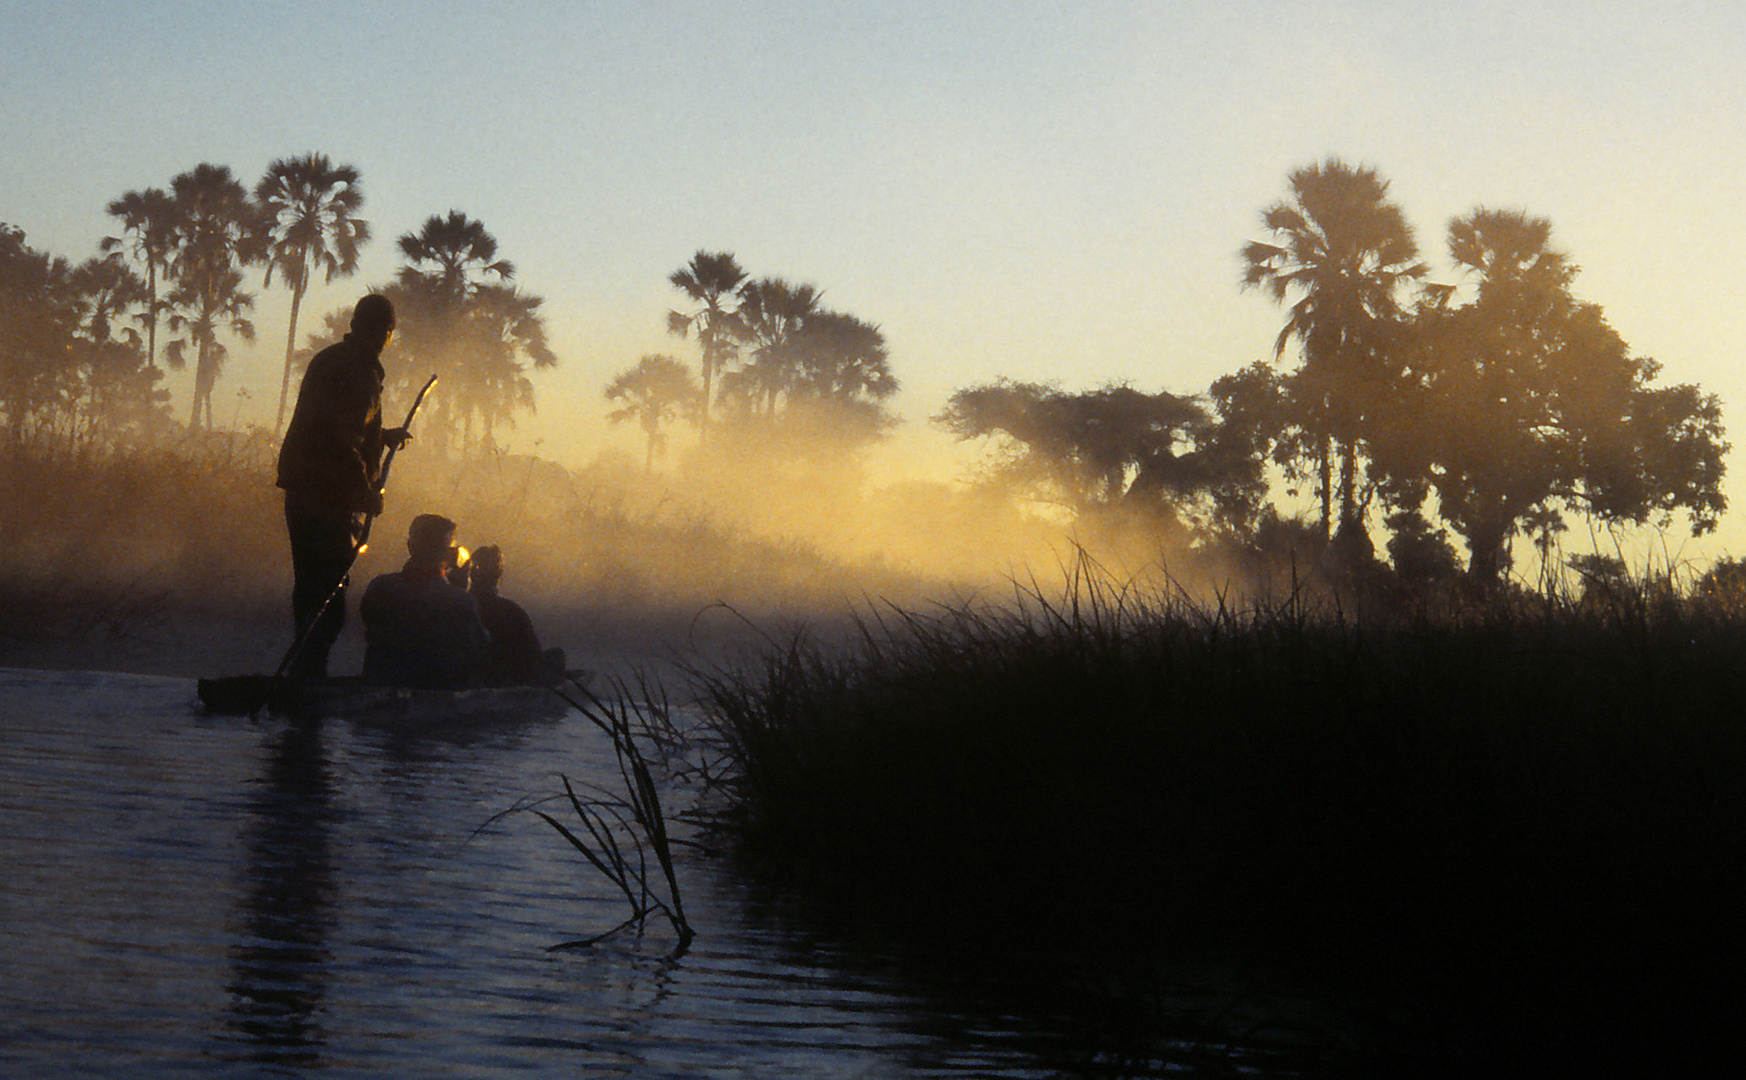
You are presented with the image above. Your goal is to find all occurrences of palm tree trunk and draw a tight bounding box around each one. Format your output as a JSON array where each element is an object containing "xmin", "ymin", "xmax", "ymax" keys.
[
  {"xmin": 1317, "ymin": 434, "xmax": 1333, "ymax": 543},
  {"xmin": 1337, "ymin": 437, "xmax": 1359, "ymax": 530},
  {"xmin": 698, "ymin": 354, "xmax": 716, "ymax": 445},
  {"xmin": 276, "ymin": 283, "xmax": 305, "ymax": 432},
  {"xmin": 145, "ymin": 264, "xmax": 159, "ymax": 371}
]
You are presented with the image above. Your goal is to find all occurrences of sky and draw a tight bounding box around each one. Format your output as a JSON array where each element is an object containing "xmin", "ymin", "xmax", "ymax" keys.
[{"xmin": 5, "ymin": 0, "xmax": 1745, "ymax": 559}]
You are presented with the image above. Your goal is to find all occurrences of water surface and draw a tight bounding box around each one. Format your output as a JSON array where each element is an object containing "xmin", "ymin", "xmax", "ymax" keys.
[{"xmin": 1, "ymin": 667, "xmax": 1320, "ymax": 1078}]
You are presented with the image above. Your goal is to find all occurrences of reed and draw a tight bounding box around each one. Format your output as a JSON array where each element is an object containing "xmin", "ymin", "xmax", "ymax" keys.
[
  {"xmin": 685, "ymin": 557, "xmax": 1746, "ymax": 1067},
  {"xmin": 506, "ymin": 674, "xmax": 694, "ymax": 952}
]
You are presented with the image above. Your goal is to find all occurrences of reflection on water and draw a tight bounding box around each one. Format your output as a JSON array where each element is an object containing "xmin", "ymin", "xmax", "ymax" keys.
[
  {"xmin": 0, "ymin": 667, "xmax": 1334, "ymax": 1078},
  {"xmin": 224, "ymin": 718, "xmax": 337, "ymax": 1067}
]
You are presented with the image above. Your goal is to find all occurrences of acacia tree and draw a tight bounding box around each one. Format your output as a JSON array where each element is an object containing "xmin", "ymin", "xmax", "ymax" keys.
[
  {"xmin": 161, "ymin": 163, "xmax": 261, "ymax": 428},
  {"xmin": 1242, "ymin": 159, "xmax": 1426, "ymax": 561},
  {"xmin": 1405, "ymin": 208, "xmax": 1726, "ymax": 585},
  {"xmin": 666, "ymin": 251, "xmax": 746, "ymax": 439},
  {"xmin": 101, "ymin": 186, "xmax": 177, "ymax": 370},
  {"xmin": 605, "ymin": 353, "xmax": 701, "ymax": 469},
  {"xmin": 256, "ymin": 153, "xmax": 370, "ymax": 430},
  {"xmin": 937, "ymin": 380, "xmax": 1259, "ymax": 532}
]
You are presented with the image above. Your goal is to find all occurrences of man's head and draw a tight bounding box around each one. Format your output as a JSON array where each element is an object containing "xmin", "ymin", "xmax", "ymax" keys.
[
  {"xmin": 470, "ymin": 544, "xmax": 503, "ymax": 594},
  {"xmin": 351, "ymin": 293, "xmax": 396, "ymax": 347},
  {"xmin": 406, "ymin": 513, "xmax": 458, "ymax": 571}
]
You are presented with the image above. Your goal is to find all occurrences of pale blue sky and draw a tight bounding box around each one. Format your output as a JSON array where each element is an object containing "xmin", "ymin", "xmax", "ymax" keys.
[{"xmin": 5, "ymin": 0, "xmax": 1744, "ymax": 553}]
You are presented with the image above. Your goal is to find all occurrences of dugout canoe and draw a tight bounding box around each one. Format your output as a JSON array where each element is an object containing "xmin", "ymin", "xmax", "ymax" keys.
[{"xmin": 197, "ymin": 673, "xmax": 580, "ymax": 722}]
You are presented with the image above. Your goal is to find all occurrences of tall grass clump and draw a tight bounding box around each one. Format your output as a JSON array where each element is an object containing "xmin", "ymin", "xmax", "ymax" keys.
[
  {"xmin": 504, "ymin": 674, "xmax": 694, "ymax": 952},
  {"xmin": 688, "ymin": 559, "xmax": 1746, "ymax": 1067}
]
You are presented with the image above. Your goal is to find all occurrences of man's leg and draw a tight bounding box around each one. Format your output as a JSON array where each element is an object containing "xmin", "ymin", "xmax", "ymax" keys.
[{"xmin": 284, "ymin": 496, "xmax": 360, "ymax": 680}]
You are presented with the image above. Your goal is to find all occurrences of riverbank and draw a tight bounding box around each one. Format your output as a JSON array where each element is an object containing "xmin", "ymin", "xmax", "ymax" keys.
[{"xmin": 684, "ymin": 576, "xmax": 1746, "ymax": 1074}]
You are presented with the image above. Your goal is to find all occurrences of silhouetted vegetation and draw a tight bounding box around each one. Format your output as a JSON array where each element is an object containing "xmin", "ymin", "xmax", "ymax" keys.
[
  {"xmin": 13, "ymin": 157, "xmax": 555, "ymax": 452},
  {"xmin": 920, "ymin": 159, "xmax": 1728, "ymax": 595},
  {"xmin": 382, "ymin": 211, "xmax": 557, "ymax": 454},
  {"xmin": 650, "ymin": 250, "xmax": 900, "ymax": 458},
  {"xmin": 255, "ymin": 153, "xmax": 370, "ymax": 430},
  {"xmin": 936, "ymin": 379, "xmax": 1265, "ymax": 539},
  {"xmin": 160, "ymin": 163, "xmax": 264, "ymax": 429},
  {"xmin": 2, "ymin": 224, "xmax": 174, "ymax": 451},
  {"xmin": 505, "ymin": 675, "xmax": 694, "ymax": 952},
  {"xmin": 1241, "ymin": 158, "xmax": 1427, "ymax": 561},
  {"xmin": 10, "ymin": 151, "xmax": 1731, "ymax": 601},
  {"xmin": 684, "ymin": 565, "xmax": 1746, "ymax": 1070},
  {"xmin": 1235, "ymin": 160, "xmax": 1723, "ymax": 585},
  {"xmin": 604, "ymin": 353, "xmax": 700, "ymax": 470}
]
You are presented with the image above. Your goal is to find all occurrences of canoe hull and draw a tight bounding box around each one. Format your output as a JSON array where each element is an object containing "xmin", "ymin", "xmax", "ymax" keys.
[{"xmin": 198, "ymin": 674, "xmax": 572, "ymax": 723}]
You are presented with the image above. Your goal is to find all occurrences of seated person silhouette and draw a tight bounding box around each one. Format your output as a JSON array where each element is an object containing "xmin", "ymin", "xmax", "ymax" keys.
[
  {"xmin": 469, "ymin": 544, "xmax": 567, "ymax": 686},
  {"xmin": 359, "ymin": 514, "xmax": 490, "ymax": 689}
]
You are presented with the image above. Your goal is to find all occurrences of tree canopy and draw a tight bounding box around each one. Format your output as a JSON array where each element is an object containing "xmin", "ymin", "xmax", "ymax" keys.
[
  {"xmin": 1389, "ymin": 208, "xmax": 1726, "ymax": 584},
  {"xmin": 256, "ymin": 152, "xmax": 370, "ymax": 430},
  {"xmin": 1, "ymin": 224, "xmax": 170, "ymax": 449},
  {"xmin": 3, "ymin": 154, "xmax": 1731, "ymax": 595},
  {"xmin": 374, "ymin": 211, "xmax": 555, "ymax": 454},
  {"xmin": 657, "ymin": 252, "xmax": 900, "ymax": 456},
  {"xmin": 937, "ymin": 380, "xmax": 1263, "ymax": 535}
]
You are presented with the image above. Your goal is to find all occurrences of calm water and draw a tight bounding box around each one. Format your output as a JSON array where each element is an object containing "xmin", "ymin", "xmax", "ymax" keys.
[{"xmin": 0, "ymin": 667, "xmax": 1323, "ymax": 1078}]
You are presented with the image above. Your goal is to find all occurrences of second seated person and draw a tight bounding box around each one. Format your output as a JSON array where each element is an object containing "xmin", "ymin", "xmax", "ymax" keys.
[{"xmin": 360, "ymin": 514, "xmax": 490, "ymax": 689}]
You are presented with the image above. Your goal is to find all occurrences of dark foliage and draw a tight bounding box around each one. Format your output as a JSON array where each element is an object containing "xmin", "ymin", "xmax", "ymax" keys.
[{"xmin": 688, "ymin": 572, "xmax": 1746, "ymax": 1072}]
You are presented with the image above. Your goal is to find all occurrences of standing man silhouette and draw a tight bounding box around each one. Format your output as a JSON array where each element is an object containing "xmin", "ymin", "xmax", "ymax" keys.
[{"xmin": 275, "ymin": 294, "xmax": 410, "ymax": 681}]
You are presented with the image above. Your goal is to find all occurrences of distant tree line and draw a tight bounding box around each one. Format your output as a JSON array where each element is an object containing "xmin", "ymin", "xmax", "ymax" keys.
[
  {"xmin": 606, "ymin": 250, "xmax": 898, "ymax": 467},
  {"xmin": 938, "ymin": 159, "xmax": 1726, "ymax": 590},
  {"xmin": 0, "ymin": 223, "xmax": 172, "ymax": 450},
  {"xmin": 7, "ymin": 153, "xmax": 1727, "ymax": 590},
  {"xmin": 2, "ymin": 155, "xmax": 554, "ymax": 455}
]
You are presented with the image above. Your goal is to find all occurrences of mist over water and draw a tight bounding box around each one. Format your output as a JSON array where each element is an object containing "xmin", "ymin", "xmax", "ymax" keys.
[{"xmin": 1, "ymin": 413, "xmax": 1199, "ymax": 682}]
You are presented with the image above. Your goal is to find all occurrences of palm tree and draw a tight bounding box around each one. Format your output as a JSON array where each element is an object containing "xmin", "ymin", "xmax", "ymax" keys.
[
  {"xmin": 666, "ymin": 251, "xmax": 747, "ymax": 438},
  {"xmin": 256, "ymin": 153, "xmax": 370, "ymax": 430},
  {"xmin": 726, "ymin": 276, "xmax": 820, "ymax": 418},
  {"xmin": 164, "ymin": 267, "xmax": 256, "ymax": 429},
  {"xmin": 67, "ymin": 253, "xmax": 145, "ymax": 347},
  {"xmin": 398, "ymin": 210, "xmax": 513, "ymax": 303},
  {"xmin": 66, "ymin": 254, "xmax": 168, "ymax": 447},
  {"xmin": 605, "ymin": 354, "xmax": 702, "ymax": 469},
  {"xmin": 101, "ymin": 186, "xmax": 177, "ymax": 370},
  {"xmin": 789, "ymin": 310, "xmax": 897, "ymax": 403},
  {"xmin": 162, "ymin": 163, "xmax": 262, "ymax": 428},
  {"xmin": 391, "ymin": 212, "xmax": 536, "ymax": 453},
  {"xmin": 1242, "ymin": 158, "xmax": 1425, "ymax": 552},
  {"xmin": 451, "ymin": 282, "xmax": 557, "ymax": 452}
]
